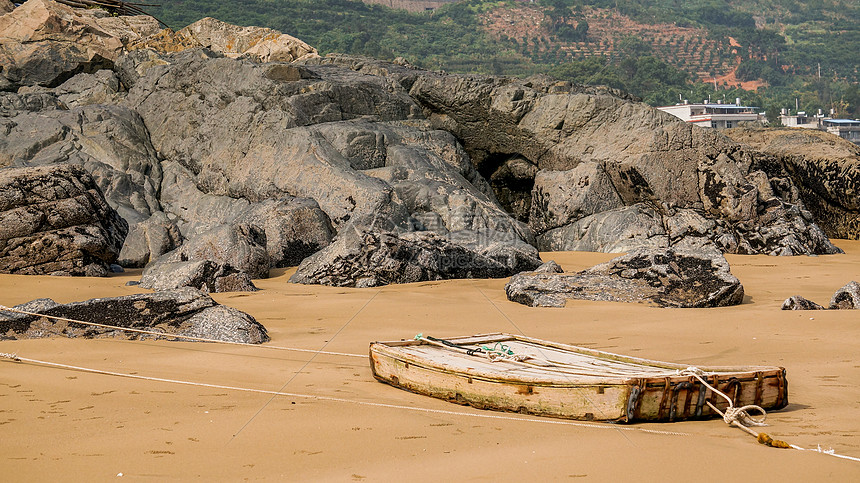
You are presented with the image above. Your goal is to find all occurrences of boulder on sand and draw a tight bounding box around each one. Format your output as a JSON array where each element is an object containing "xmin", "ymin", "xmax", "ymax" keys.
[
  {"xmin": 153, "ymin": 223, "xmax": 271, "ymax": 280},
  {"xmin": 139, "ymin": 260, "xmax": 258, "ymax": 293},
  {"xmin": 290, "ymin": 225, "xmax": 541, "ymax": 287},
  {"xmin": 829, "ymin": 281, "xmax": 860, "ymax": 310},
  {"xmin": 781, "ymin": 296, "xmax": 825, "ymax": 310},
  {"xmin": 506, "ymin": 247, "xmax": 744, "ymax": 308},
  {"xmin": 0, "ymin": 287, "xmax": 268, "ymax": 343}
]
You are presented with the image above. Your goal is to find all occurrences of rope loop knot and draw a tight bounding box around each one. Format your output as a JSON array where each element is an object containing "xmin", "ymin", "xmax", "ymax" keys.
[
  {"xmin": 724, "ymin": 404, "xmax": 768, "ymax": 427},
  {"xmin": 678, "ymin": 366, "xmax": 769, "ymax": 429}
]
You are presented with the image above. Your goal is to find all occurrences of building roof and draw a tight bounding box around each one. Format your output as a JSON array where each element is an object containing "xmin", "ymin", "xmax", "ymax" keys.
[
  {"xmin": 657, "ymin": 103, "xmax": 758, "ymax": 110},
  {"xmin": 701, "ymin": 103, "xmax": 758, "ymax": 109}
]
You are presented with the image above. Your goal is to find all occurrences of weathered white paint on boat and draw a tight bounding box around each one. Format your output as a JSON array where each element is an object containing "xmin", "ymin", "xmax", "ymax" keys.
[{"xmin": 369, "ymin": 333, "xmax": 788, "ymax": 422}]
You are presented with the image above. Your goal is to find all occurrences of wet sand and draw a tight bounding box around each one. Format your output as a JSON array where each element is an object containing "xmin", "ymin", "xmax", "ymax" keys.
[{"xmin": 2, "ymin": 242, "xmax": 859, "ymax": 480}]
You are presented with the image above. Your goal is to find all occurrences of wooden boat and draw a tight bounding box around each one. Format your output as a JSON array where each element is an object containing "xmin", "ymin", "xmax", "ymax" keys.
[{"xmin": 369, "ymin": 333, "xmax": 788, "ymax": 423}]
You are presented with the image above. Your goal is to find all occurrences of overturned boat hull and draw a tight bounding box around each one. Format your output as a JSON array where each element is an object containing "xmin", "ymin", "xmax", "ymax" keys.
[{"xmin": 369, "ymin": 333, "xmax": 788, "ymax": 423}]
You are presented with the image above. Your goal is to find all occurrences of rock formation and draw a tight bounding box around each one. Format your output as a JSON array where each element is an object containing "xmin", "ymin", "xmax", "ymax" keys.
[
  {"xmin": 153, "ymin": 223, "xmax": 271, "ymax": 280},
  {"xmin": 0, "ymin": 101, "xmax": 163, "ymax": 225},
  {"xmin": 119, "ymin": 49, "xmax": 534, "ymax": 280},
  {"xmin": 397, "ymin": 69, "xmax": 842, "ymax": 255},
  {"xmin": 506, "ymin": 247, "xmax": 744, "ymax": 308},
  {"xmin": 781, "ymin": 281, "xmax": 859, "ymax": 310},
  {"xmin": 139, "ymin": 260, "xmax": 258, "ymax": 293},
  {"xmin": 155, "ymin": 161, "xmax": 335, "ymax": 269},
  {"xmin": 829, "ymin": 281, "xmax": 860, "ymax": 310},
  {"xmin": 780, "ymin": 296, "xmax": 825, "ymax": 310},
  {"xmin": 725, "ymin": 127, "xmax": 860, "ymax": 241},
  {"xmin": 1, "ymin": 3, "xmax": 855, "ymax": 288},
  {"xmin": 117, "ymin": 211, "xmax": 183, "ymax": 267},
  {"xmin": 130, "ymin": 17, "xmax": 319, "ymax": 63},
  {"xmin": 290, "ymin": 225, "xmax": 540, "ymax": 287},
  {"xmin": 0, "ymin": 0, "xmax": 160, "ymax": 89},
  {"xmin": 0, "ymin": 164, "xmax": 127, "ymax": 276},
  {"xmin": 0, "ymin": 287, "xmax": 268, "ymax": 343}
]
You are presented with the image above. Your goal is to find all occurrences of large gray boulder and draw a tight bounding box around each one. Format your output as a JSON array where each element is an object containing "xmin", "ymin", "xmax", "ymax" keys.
[
  {"xmin": 725, "ymin": 127, "xmax": 860, "ymax": 241},
  {"xmin": 139, "ymin": 260, "xmax": 258, "ymax": 293},
  {"xmin": 0, "ymin": 0, "xmax": 160, "ymax": 89},
  {"xmin": 0, "ymin": 103, "xmax": 164, "ymax": 226},
  {"xmin": 117, "ymin": 211, "xmax": 183, "ymax": 268},
  {"xmin": 0, "ymin": 164, "xmax": 127, "ymax": 276},
  {"xmin": 157, "ymin": 161, "xmax": 334, "ymax": 268},
  {"xmin": 505, "ymin": 247, "xmax": 744, "ymax": 308},
  {"xmin": 0, "ymin": 287, "xmax": 268, "ymax": 343},
  {"xmin": 155, "ymin": 223, "xmax": 271, "ymax": 279},
  {"xmin": 237, "ymin": 198, "xmax": 335, "ymax": 267},
  {"xmin": 530, "ymin": 161, "xmax": 624, "ymax": 234},
  {"xmin": 290, "ymin": 225, "xmax": 541, "ymax": 287}
]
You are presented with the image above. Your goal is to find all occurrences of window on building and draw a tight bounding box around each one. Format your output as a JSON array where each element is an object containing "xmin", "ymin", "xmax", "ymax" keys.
[{"xmin": 726, "ymin": 121, "xmax": 734, "ymax": 128}]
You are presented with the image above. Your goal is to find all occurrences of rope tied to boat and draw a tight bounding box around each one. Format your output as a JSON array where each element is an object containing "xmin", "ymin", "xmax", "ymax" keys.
[
  {"xmin": 416, "ymin": 335, "xmax": 530, "ymax": 362},
  {"xmin": 678, "ymin": 366, "xmax": 768, "ymax": 428},
  {"xmin": 675, "ymin": 366, "xmax": 798, "ymax": 449},
  {"xmin": 482, "ymin": 342, "xmax": 530, "ymax": 362}
]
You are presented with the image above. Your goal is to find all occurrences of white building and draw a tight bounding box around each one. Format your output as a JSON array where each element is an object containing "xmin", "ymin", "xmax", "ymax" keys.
[
  {"xmin": 780, "ymin": 112, "xmax": 821, "ymax": 129},
  {"xmin": 779, "ymin": 109, "xmax": 828, "ymax": 129},
  {"xmin": 657, "ymin": 100, "xmax": 760, "ymax": 129},
  {"xmin": 778, "ymin": 109, "xmax": 860, "ymax": 145},
  {"xmin": 823, "ymin": 119, "xmax": 860, "ymax": 144}
]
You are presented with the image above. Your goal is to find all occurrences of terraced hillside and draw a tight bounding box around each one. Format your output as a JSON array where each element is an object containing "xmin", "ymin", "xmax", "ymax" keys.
[
  {"xmin": 482, "ymin": 5, "xmax": 738, "ymax": 82},
  {"xmin": 360, "ymin": 0, "xmax": 459, "ymax": 11},
  {"xmin": 144, "ymin": 0, "xmax": 860, "ymax": 117}
]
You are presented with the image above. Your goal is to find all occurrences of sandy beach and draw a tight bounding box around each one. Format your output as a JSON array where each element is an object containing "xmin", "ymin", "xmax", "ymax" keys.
[{"xmin": 2, "ymin": 242, "xmax": 859, "ymax": 481}]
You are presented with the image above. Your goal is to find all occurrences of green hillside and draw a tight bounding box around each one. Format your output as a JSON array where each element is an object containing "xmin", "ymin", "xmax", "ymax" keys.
[{"xmin": 146, "ymin": 0, "xmax": 860, "ymax": 120}]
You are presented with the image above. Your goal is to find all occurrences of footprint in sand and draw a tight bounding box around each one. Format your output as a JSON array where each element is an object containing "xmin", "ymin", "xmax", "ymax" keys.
[{"xmin": 145, "ymin": 450, "xmax": 175, "ymax": 456}]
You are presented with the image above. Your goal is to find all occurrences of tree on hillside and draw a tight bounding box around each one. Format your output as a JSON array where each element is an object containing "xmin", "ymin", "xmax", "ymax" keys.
[{"xmin": 542, "ymin": 0, "xmax": 589, "ymax": 42}]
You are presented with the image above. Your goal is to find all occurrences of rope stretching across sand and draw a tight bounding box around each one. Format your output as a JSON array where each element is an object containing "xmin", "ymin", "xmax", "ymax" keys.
[
  {"xmin": 2, "ymin": 306, "xmax": 858, "ymax": 462},
  {"xmin": 0, "ymin": 304, "xmax": 365, "ymax": 358},
  {"xmin": 4, "ymin": 352, "xmax": 858, "ymax": 462},
  {"xmin": 0, "ymin": 352, "xmax": 688, "ymax": 437}
]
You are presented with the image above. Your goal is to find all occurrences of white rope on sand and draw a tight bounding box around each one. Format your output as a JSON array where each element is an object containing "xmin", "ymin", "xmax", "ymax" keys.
[
  {"xmin": 3, "ymin": 309, "xmax": 858, "ymax": 461},
  {"xmin": 0, "ymin": 304, "xmax": 365, "ymax": 359},
  {"xmin": 677, "ymin": 367, "xmax": 860, "ymax": 462},
  {"xmin": 0, "ymin": 352, "xmax": 688, "ymax": 437},
  {"xmin": 413, "ymin": 339, "xmax": 860, "ymax": 462}
]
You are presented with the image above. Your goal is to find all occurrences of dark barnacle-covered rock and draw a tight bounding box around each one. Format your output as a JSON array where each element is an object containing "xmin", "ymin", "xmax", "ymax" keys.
[
  {"xmin": 506, "ymin": 247, "xmax": 744, "ymax": 308},
  {"xmin": 0, "ymin": 288, "xmax": 267, "ymax": 343}
]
